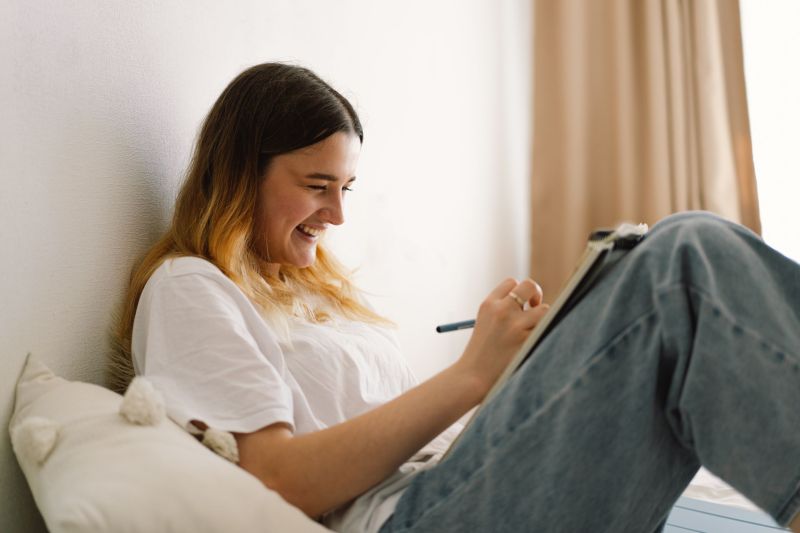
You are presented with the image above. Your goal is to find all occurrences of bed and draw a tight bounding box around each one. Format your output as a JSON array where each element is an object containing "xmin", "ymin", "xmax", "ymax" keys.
[
  {"xmin": 667, "ymin": 469, "xmax": 788, "ymax": 531},
  {"xmin": 8, "ymin": 354, "xmax": 789, "ymax": 533}
]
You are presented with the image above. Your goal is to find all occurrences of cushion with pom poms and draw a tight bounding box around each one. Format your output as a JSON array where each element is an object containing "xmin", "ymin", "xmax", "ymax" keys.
[{"xmin": 8, "ymin": 354, "xmax": 329, "ymax": 533}]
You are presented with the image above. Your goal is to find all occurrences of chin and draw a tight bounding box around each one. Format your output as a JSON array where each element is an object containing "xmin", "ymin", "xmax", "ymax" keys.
[
  {"xmin": 296, "ymin": 248, "xmax": 318, "ymax": 268},
  {"xmin": 292, "ymin": 256, "xmax": 316, "ymax": 269}
]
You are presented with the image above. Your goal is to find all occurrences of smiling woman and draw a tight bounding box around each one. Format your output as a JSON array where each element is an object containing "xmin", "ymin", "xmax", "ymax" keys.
[
  {"xmin": 111, "ymin": 63, "xmax": 387, "ymax": 391},
  {"xmin": 255, "ymin": 132, "xmax": 360, "ymax": 274},
  {"xmin": 109, "ymin": 62, "xmax": 800, "ymax": 533}
]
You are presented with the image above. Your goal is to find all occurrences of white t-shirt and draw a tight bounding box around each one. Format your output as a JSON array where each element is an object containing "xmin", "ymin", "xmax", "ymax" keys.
[{"xmin": 131, "ymin": 256, "xmax": 457, "ymax": 532}]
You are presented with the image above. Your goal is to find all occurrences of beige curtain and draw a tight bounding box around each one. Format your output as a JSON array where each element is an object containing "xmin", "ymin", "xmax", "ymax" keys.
[{"xmin": 530, "ymin": 0, "xmax": 761, "ymax": 296}]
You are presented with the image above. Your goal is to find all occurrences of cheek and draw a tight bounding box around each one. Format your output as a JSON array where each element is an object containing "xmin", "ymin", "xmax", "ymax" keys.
[{"xmin": 263, "ymin": 199, "xmax": 309, "ymax": 234}]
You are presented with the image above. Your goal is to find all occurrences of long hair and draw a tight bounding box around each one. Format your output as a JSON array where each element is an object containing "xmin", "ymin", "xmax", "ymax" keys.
[{"xmin": 109, "ymin": 63, "xmax": 388, "ymax": 393}]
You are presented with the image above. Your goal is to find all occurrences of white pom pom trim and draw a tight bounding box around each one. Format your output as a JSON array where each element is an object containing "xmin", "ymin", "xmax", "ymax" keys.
[
  {"xmin": 119, "ymin": 377, "xmax": 165, "ymax": 426},
  {"xmin": 11, "ymin": 416, "xmax": 59, "ymax": 465},
  {"xmin": 202, "ymin": 428, "xmax": 239, "ymax": 463}
]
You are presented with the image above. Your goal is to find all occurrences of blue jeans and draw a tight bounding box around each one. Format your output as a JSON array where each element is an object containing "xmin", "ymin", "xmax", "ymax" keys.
[{"xmin": 380, "ymin": 211, "xmax": 800, "ymax": 532}]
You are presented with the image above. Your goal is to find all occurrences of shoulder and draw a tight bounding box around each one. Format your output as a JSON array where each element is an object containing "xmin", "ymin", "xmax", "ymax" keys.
[
  {"xmin": 141, "ymin": 256, "xmax": 248, "ymax": 309},
  {"xmin": 147, "ymin": 256, "xmax": 234, "ymax": 290},
  {"xmin": 152, "ymin": 255, "xmax": 226, "ymax": 280},
  {"xmin": 134, "ymin": 256, "xmax": 281, "ymax": 346}
]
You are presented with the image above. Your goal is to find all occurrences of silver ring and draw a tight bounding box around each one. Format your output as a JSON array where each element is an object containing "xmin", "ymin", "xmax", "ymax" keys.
[{"xmin": 508, "ymin": 291, "xmax": 525, "ymax": 309}]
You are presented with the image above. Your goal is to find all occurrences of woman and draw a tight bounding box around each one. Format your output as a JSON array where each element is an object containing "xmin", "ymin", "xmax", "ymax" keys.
[{"xmin": 113, "ymin": 62, "xmax": 800, "ymax": 532}]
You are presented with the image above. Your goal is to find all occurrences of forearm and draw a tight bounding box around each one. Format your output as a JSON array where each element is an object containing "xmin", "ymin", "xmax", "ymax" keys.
[{"xmin": 241, "ymin": 362, "xmax": 484, "ymax": 518}]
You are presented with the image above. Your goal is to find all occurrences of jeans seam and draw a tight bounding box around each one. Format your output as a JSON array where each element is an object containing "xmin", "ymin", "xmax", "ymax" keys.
[
  {"xmin": 656, "ymin": 281, "xmax": 800, "ymax": 523},
  {"xmin": 522, "ymin": 310, "xmax": 659, "ymax": 432},
  {"xmin": 656, "ymin": 280, "xmax": 800, "ymax": 365},
  {"xmin": 776, "ymin": 477, "xmax": 800, "ymax": 526}
]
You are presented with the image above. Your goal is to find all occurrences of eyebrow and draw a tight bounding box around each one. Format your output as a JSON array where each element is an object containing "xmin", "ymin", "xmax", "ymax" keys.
[{"xmin": 306, "ymin": 173, "xmax": 356, "ymax": 183}]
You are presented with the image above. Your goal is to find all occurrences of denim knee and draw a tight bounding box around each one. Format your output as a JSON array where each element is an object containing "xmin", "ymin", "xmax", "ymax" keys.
[
  {"xmin": 648, "ymin": 210, "xmax": 755, "ymax": 260},
  {"xmin": 652, "ymin": 210, "xmax": 730, "ymax": 234}
]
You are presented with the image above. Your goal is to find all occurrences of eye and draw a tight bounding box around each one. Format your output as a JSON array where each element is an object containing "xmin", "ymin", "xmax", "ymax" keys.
[{"xmin": 306, "ymin": 184, "xmax": 354, "ymax": 193}]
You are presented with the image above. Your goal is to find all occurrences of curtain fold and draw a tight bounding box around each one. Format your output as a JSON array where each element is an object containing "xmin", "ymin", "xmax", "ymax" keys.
[{"xmin": 530, "ymin": 0, "xmax": 760, "ymax": 296}]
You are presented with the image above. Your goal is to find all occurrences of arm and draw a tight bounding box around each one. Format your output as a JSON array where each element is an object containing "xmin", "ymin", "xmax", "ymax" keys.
[{"xmin": 236, "ymin": 278, "xmax": 548, "ymax": 518}]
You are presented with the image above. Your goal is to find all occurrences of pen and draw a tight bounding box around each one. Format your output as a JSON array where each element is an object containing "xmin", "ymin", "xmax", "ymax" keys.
[{"xmin": 435, "ymin": 319, "xmax": 476, "ymax": 333}]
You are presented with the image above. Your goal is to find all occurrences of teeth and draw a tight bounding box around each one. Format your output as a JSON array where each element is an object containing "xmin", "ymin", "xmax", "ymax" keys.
[{"xmin": 298, "ymin": 224, "xmax": 323, "ymax": 237}]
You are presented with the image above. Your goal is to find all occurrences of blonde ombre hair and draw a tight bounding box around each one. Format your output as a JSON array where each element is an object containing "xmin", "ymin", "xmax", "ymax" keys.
[{"xmin": 109, "ymin": 63, "xmax": 389, "ymax": 393}]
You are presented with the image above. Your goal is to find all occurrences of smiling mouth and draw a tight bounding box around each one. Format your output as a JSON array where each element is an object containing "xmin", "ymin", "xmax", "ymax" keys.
[{"xmin": 297, "ymin": 224, "xmax": 323, "ymax": 238}]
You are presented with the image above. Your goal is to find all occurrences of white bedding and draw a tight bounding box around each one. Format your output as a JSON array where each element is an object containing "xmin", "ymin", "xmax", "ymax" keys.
[{"xmin": 683, "ymin": 467, "xmax": 760, "ymax": 512}]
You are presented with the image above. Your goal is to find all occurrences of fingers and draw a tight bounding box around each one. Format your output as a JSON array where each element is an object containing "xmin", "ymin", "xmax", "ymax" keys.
[
  {"xmin": 518, "ymin": 302, "xmax": 551, "ymax": 330},
  {"xmin": 487, "ymin": 278, "xmax": 518, "ymax": 300},
  {"xmin": 501, "ymin": 278, "xmax": 549, "ymax": 332},
  {"xmin": 484, "ymin": 277, "xmax": 546, "ymax": 330},
  {"xmin": 505, "ymin": 278, "xmax": 543, "ymax": 309},
  {"xmin": 528, "ymin": 280, "xmax": 543, "ymax": 307}
]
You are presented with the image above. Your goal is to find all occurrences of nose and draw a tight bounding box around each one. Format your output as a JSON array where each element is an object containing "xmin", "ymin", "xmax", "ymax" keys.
[{"xmin": 320, "ymin": 191, "xmax": 345, "ymax": 226}]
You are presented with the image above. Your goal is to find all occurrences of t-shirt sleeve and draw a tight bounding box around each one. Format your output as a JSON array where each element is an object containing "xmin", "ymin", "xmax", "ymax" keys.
[{"xmin": 132, "ymin": 269, "xmax": 295, "ymax": 434}]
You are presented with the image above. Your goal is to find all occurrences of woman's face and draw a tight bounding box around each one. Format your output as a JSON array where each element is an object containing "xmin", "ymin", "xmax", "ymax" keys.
[{"xmin": 255, "ymin": 131, "xmax": 360, "ymax": 274}]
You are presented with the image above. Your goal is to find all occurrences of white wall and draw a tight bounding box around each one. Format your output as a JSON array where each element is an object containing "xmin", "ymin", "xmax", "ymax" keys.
[{"xmin": 0, "ymin": 2, "xmax": 532, "ymax": 530}]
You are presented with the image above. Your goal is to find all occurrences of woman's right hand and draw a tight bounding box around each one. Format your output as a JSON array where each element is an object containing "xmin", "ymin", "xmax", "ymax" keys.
[{"xmin": 456, "ymin": 278, "xmax": 550, "ymax": 399}]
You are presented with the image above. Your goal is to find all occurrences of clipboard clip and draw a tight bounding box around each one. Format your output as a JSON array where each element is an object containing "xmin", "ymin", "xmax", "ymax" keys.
[{"xmin": 589, "ymin": 222, "xmax": 649, "ymax": 250}]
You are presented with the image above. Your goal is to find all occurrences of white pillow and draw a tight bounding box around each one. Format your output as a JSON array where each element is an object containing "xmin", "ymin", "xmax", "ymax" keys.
[{"xmin": 9, "ymin": 355, "xmax": 329, "ymax": 533}]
